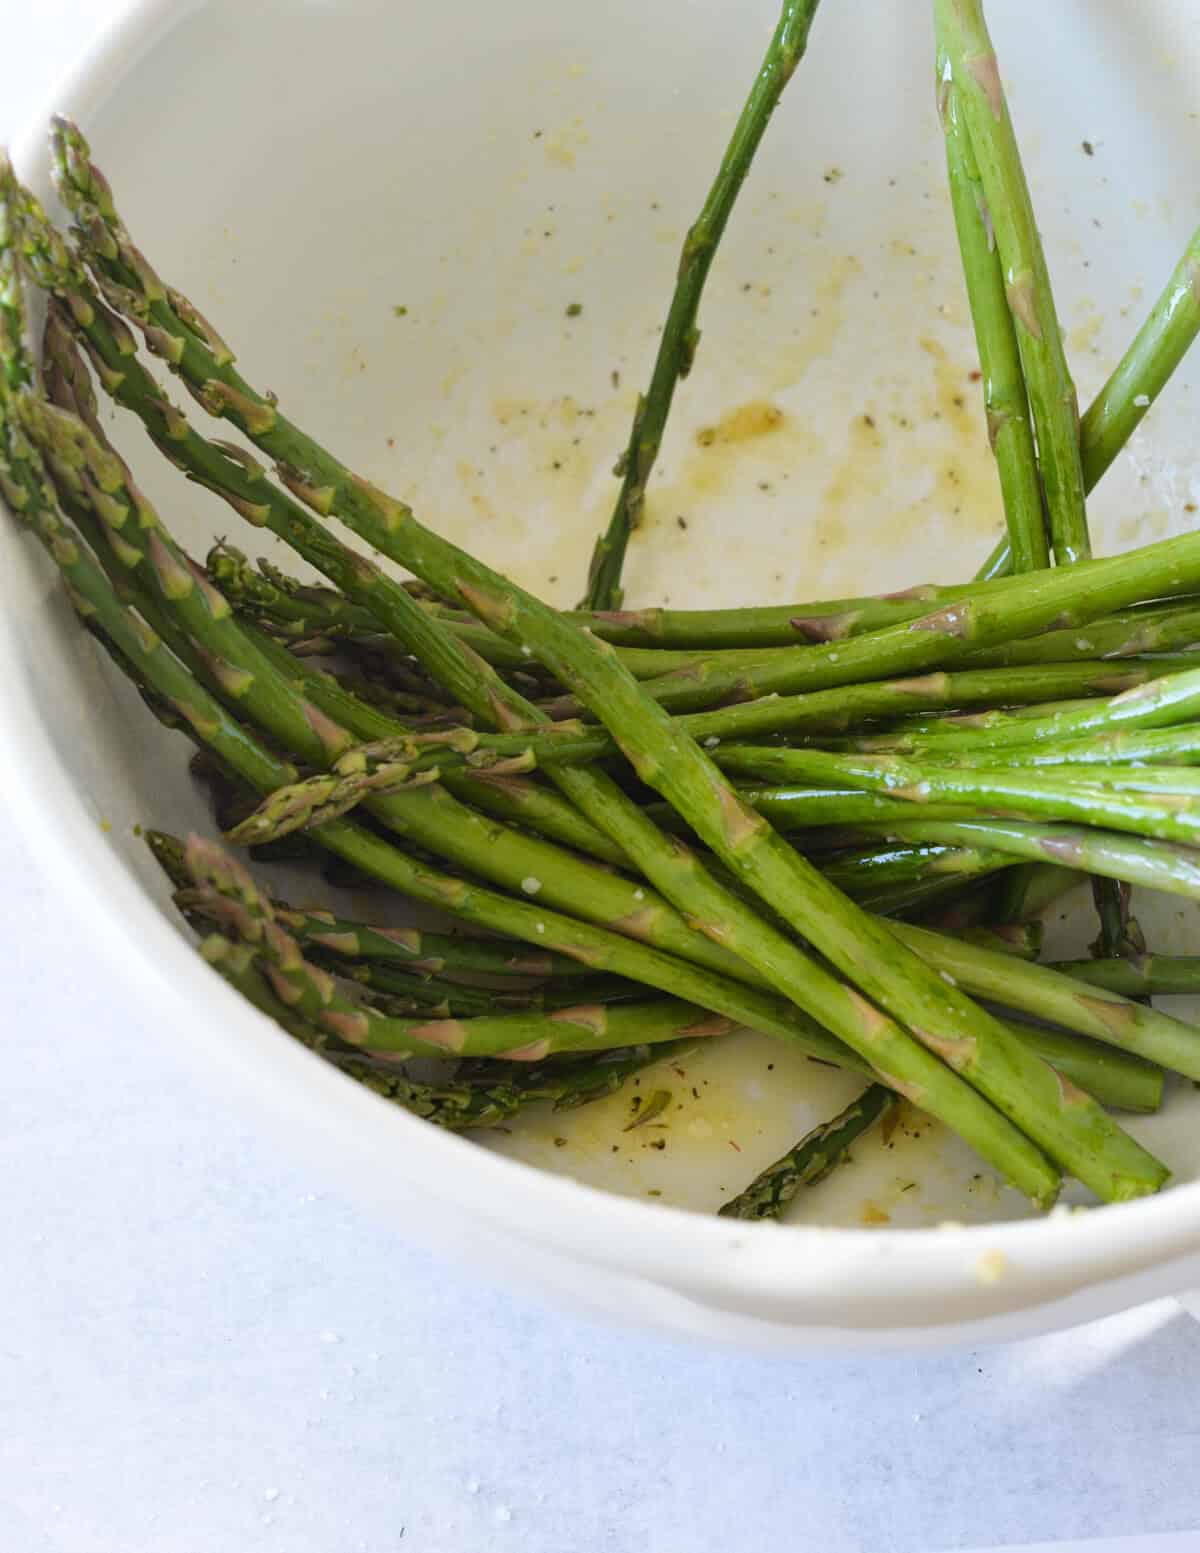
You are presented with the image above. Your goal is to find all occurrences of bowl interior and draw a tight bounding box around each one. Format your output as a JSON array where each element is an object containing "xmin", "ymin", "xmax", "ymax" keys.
[{"xmin": 8, "ymin": 0, "xmax": 1200, "ymax": 1233}]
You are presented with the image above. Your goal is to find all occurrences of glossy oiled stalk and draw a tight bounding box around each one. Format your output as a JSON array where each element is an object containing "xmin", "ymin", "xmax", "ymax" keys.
[
  {"xmin": 992, "ymin": 1022, "xmax": 1162, "ymax": 1114},
  {"xmin": 993, "ymin": 861, "xmax": 1084, "ymax": 924},
  {"xmin": 919, "ymin": 726, "xmax": 1200, "ymax": 772},
  {"xmin": 631, "ymin": 536, "xmax": 1200, "ymax": 711},
  {"xmin": 199, "ymin": 935, "xmax": 694, "ymax": 1130},
  {"xmin": 718, "ymin": 1085, "xmax": 897, "ymax": 1220},
  {"xmin": 582, "ymin": 0, "xmax": 823, "ymax": 609},
  {"xmin": 892, "ymin": 919, "xmax": 1200, "ymax": 1081},
  {"xmin": 978, "ymin": 222, "xmax": 1200, "ymax": 580},
  {"xmin": 834, "ymin": 817, "xmax": 1200, "ymax": 904},
  {"xmin": 717, "ymin": 743, "xmax": 1200, "ymax": 848},
  {"xmin": 1048, "ymin": 955, "xmax": 1200, "ymax": 999},
  {"xmin": 182, "ymin": 849, "xmax": 723, "ymax": 1062},
  {"xmin": 938, "ymin": 60, "xmax": 1046, "ymax": 571},
  {"xmin": 860, "ymin": 664, "xmax": 1200, "ymax": 756},
  {"xmin": 937, "ymin": 0, "xmax": 1089, "ymax": 566}
]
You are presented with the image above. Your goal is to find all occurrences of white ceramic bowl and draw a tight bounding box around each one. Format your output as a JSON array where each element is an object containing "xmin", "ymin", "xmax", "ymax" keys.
[{"xmin": 5, "ymin": 0, "xmax": 1200, "ymax": 1349}]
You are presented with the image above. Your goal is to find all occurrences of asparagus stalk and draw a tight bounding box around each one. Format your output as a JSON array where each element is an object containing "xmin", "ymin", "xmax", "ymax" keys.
[
  {"xmin": 718, "ymin": 1085, "xmax": 898, "ymax": 1220},
  {"xmin": 891, "ymin": 918, "xmax": 1200, "ymax": 1080},
  {"xmin": 178, "ymin": 836, "xmax": 792, "ymax": 1061},
  {"xmin": 1083, "ymin": 222, "xmax": 1200, "ymax": 489},
  {"xmin": 937, "ymin": 60, "xmax": 1045, "ymax": 571},
  {"xmin": 328, "ymin": 959, "xmax": 642, "ymax": 1018},
  {"xmin": 582, "ymin": 0, "xmax": 823, "ymax": 609},
  {"xmin": 628, "ymin": 549, "xmax": 1200, "ymax": 712},
  {"xmin": 198, "ymin": 930, "xmax": 694, "ymax": 1118},
  {"xmin": 937, "ymin": 0, "xmax": 1089, "ymax": 566},
  {"xmin": 990, "ymin": 1023, "xmax": 1162, "ymax": 1115},
  {"xmin": 978, "ymin": 221, "xmax": 1200, "ymax": 581},
  {"xmin": 148, "ymin": 827, "xmax": 601, "ymax": 976},
  {"xmin": 819, "ymin": 840, "xmax": 1015, "ymax": 896},
  {"xmin": 830, "ymin": 817, "xmax": 1200, "ymax": 904},
  {"xmin": 1048, "ymin": 955, "xmax": 1200, "ymax": 999},
  {"xmin": 1090, "ymin": 875, "xmax": 1146, "ymax": 970},
  {"xmin": 712, "ymin": 743, "xmax": 1200, "ymax": 848},
  {"xmin": 993, "ymin": 861, "xmax": 1084, "ymax": 924},
  {"xmin": 859, "ymin": 664, "xmax": 1200, "ymax": 755},
  {"xmin": 914, "ymin": 726, "xmax": 1200, "ymax": 771}
]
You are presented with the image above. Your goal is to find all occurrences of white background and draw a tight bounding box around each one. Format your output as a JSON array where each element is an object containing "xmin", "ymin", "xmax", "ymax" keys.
[{"xmin": 2, "ymin": 5, "xmax": 1200, "ymax": 1552}]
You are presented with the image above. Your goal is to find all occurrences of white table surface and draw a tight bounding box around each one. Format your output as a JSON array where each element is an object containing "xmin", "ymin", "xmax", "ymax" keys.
[{"xmin": 4, "ymin": 7, "xmax": 1200, "ymax": 1552}]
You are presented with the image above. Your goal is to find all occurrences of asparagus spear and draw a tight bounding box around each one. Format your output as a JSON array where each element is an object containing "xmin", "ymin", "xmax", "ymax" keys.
[
  {"xmin": 914, "ymin": 726, "xmax": 1200, "ymax": 771},
  {"xmin": 937, "ymin": 59, "xmax": 1045, "ymax": 571},
  {"xmin": 582, "ymin": 0, "xmax": 823, "ymax": 609},
  {"xmin": 977, "ymin": 221, "xmax": 1200, "ymax": 581},
  {"xmin": 858, "ymin": 664, "xmax": 1200, "ymax": 755},
  {"xmin": 718, "ymin": 1085, "xmax": 898, "ymax": 1220},
  {"xmin": 819, "ymin": 840, "xmax": 1015, "ymax": 896},
  {"xmin": 148, "ymin": 827, "xmax": 602, "ymax": 976},
  {"xmin": 890, "ymin": 918, "xmax": 1200, "ymax": 1080},
  {"xmin": 988, "ymin": 1023, "xmax": 1162, "ymax": 1115},
  {"xmin": 937, "ymin": 0, "xmax": 1089, "ymax": 566},
  {"xmin": 199, "ymin": 931, "xmax": 695, "ymax": 1123},
  {"xmin": 328, "ymin": 959, "xmax": 642, "ymax": 1018},
  {"xmin": 177, "ymin": 836, "xmax": 789, "ymax": 1061},
  {"xmin": 829, "ymin": 817, "xmax": 1200, "ymax": 904},
  {"xmin": 1090, "ymin": 875, "xmax": 1147, "ymax": 972},
  {"xmin": 992, "ymin": 861, "xmax": 1084, "ymax": 924},
  {"xmin": 711, "ymin": 743, "xmax": 1200, "ymax": 848},
  {"xmin": 1049, "ymin": 955, "xmax": 1200, "ymax": 999}
]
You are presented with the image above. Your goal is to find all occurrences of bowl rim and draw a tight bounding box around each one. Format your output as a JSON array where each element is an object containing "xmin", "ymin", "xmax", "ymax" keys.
[{"xmin": 4, "ymin": 0, "xmax": 1199, "ymax": 1331}]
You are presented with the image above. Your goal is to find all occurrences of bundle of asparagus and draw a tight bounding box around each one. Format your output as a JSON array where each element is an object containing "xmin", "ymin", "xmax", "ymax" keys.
[{"xmin": 6, "ymin": 0, "xmax": 1200, "ymax": 1222}]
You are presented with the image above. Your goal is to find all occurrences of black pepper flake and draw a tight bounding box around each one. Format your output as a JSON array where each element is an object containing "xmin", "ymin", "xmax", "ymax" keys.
[{"xmin": 1082, "ymin": 139, "xmax": 1095, "ymax": 156}]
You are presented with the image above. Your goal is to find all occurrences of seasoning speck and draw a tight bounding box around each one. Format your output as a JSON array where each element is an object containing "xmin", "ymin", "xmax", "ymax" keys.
[
  {"xmin": 565, "ymin": 302, "xmax": 583, "ymax": 317},
  {"xmin": 521, "ymin": 876, "xmax": 543, "ymax": 895}
]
